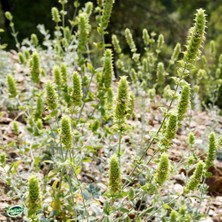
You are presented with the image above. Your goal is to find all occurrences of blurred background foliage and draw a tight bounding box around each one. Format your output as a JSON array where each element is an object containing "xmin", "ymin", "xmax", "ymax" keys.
[{"xmin": 0, "ymin": 0, "xmax": 222, "ymax": 53}]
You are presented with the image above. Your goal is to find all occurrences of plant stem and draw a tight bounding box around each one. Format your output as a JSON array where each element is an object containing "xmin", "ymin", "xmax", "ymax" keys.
[
  {"xmin": 122, "ymin": 64, "xmax": 188, "ymax": 189},
  {"xmin": 117, "ymin": 131, "xmax": 122, "ymax": 164}
]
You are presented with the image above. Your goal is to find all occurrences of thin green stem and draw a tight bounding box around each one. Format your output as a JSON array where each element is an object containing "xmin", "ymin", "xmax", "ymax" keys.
[
  {"xmin": 77, "ymin": 71, "xmax": 95, "ymax": 123},
  {"xmin": 122, "ymin": 63, "xmax": 188, "ymax": 189},
  {"xmin": 117, "ymin": 131, "xmax": 122, "ymax": 164},
  {"xmin": 145, "ymin": 195, "xmax": 182, "ymax": 220},
  {"xmin": 62, "ymin": 3, "xmax": 65, "ymax": 30},
  {"xmin": 70, "ymin": 151, "xmax": 89, "ymax": 222},
  {"xmin": 11, "ymin": 26, "xmax": 20, "ymax": 50}
]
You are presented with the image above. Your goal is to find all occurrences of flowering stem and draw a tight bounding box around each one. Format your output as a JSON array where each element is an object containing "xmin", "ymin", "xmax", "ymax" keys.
[
  {"xmin": 117, "ymin": 130, "xmax": 122, "ymax": 164},
  {"xmin": 122, "ymin": 63, "xmax": 188, "ymax": 189}
]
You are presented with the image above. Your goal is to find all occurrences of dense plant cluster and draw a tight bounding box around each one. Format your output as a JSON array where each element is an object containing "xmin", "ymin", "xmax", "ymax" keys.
[{"xmin": 0, "ymin": 1, "xmax": 222, "ymax": 221}]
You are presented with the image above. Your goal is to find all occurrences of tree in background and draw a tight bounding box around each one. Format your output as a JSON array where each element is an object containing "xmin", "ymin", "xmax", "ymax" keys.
[{"xmin": 0, "ymin": 0, "xmax": 221, "ymax": 54}]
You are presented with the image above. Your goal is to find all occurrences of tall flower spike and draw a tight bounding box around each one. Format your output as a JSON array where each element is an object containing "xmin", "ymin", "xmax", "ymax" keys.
[
  {"xmin": 177, "ymin": 84, "xmax": 190, "ymax": 122},
  {"xmin": 114, "ymin": 76, "xmax": 129, "ymax": 126},
  {"xmin": 78, "ymin": 13, "xmax": 90, "ymax": 53},
  {"xmin": 34, "ymin": 96, "xmax": 43, "ymax": 121},
  {"xmin": 188, "ymin": 132, "xmax": 195, "ymax": 148},
  {"xmin": 30, "ymin": 52, "xmax": 40, "ymax": 84},
  {"xmin": 130, "ymin": 68, "xmax": 138, "ymax": 85},
  {"xmin": 154, "ymin": 153, "xmax": 170, "ymax": 187},
  {"xmin": 103, "ymin": 49, "xmax": 113, "ymax": 89},
  {"xmin": 184, "ymin": 8, "xmax": 207, "ymax": 63},
  {"xmin": 156, "ymin": 62, "xmax": 165, "ymax": 85},
  {"xmin": 27, "ymin": 175, "xmax": 42, "ymax": 217},
  {"xmin": 61, "ymin": 116, "xmax": 72, "ymax": 150},
  {"xmin": 46, "ymin": 81, "xmax": 58, "ymax": 111},
  {"xmin": 205, "ymin": 132, "xmax": 216, "ymax": 171},
  {"xmin": 72, "ymin": 72, "xmax": 82, "ymax": 107},
  {"xmin": 31, "ymin": 34, "xmax": 39, "ymax": 47},
  {"xmin": 184, "ymin": 160, "xmax": 204, "ymax": 193},
  {"xmin": 12, "ymin": 121, "xmax": 19, "ymax": 134},
  {"xmin": 85, "ymin": 2, "xmax": 93, "ymax": 16},
  {"xmin": 112, "ymin": 34, "xmax": 122, "ymax": 54},
  {"xmin": 170, "ymin": 43, "xmax": 181, "ymax": 63},
  {"xmin": 7, "ymin": 74, "xmax": 17, "ymax": 98},
  {"xmin": 142, "ymin": 28, "xmax": 150, "ymax": 46},
  {"xmin": 51, "ymin": 7, "xmax": 61, "ymax": 23},
  {"xmin": 64, "ymin": 27, "xmax": 71, "ymax": 42},
  {"xmin": 60, "ymin": 64, "xmax": 67, "ymax": 84},
  {"xmin": 24, "ymin": 50, "xmax": 30, "ymax": 60},
  {"xmin": 53, "ymin": 66, "xmax": 62, "ymax": 86},
  {"xmin": 125, "ymin": 28, "xmax": 137, "ymax": 53},
  {"xmin": 100, "ymin": 0, "xmax": 114, "ymax": 30},
  {"xmin": 109, "ymin": 155, "xmax": 121, "ymax": 194},
  {"xmin": 18, "ymin": 52, "xmax": 25, "ymax": 65},
  {"xmin": 157, "ymin": 34, "xmax": 164, "ymax": 50},
  {"xmin": 163, "ymin": 111, "xmax": 178, "ymax": 146}
]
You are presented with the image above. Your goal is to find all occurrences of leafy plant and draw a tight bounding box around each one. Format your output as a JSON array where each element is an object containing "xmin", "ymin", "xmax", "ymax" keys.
[{"xmin": 0, "ymin": 1, "xmax": 220, "ymax": 221}]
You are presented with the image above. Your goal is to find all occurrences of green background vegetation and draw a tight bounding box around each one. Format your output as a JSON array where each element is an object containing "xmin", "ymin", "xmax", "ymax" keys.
[{"xmin": 1, "ymin": 0, "xmax": 222, "ymax": 52}]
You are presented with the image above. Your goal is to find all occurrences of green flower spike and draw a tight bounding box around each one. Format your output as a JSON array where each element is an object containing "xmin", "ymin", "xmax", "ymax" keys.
[
  {"xmin": 156, "ymin": 62, "xmax": 165, "ymax": 85},
  {"xmin": 18, "ymin": 52, "xmax": 25, "ymax": 65},
  {"xmin": 163, "ymin": 111, "xmax": 178, "ymax": 146},
  {"xmin": 157, "ymin": 34, "xmax": 164, "ymax": 50},
  {"xmin": 112, "ymin": 34, "xmax": 122, "ymax": 54},
  {"xmin": 12, "ymin": 121, "xmax": 19, "ymax": 134},
  {"xmin": 61, "ymin": 116, "xmax": 72, "ymax": 150},
  {"xmin": 188, "ymin": 132, "xmax": 195, "ymax": 148},
  {"xmin": 184, "ymin": 161, "xmax": 204, "ymax": 193},
  {"xmin": 34, "ymin": 96, "xmax": 43, "ymax": 121},
  {"xmin": 46, "ymin": 81, "xmax": 58, "ymax": 111},
  {"xmin": 60, "ymin": 64, "xmax": 68, "ymax": 84},
  {"xmin": 170, "ymin": 43, "xmax": 181, "ymax": 63},
  {"xmin": 31, "ymin": 34, "xmax": 39, "ymax": 47},
  {"xmin": 130, "ymin": 68, "xmax": 138, "ymax": 85},
  {"xmin": 184, "ymin": 8, "xmax": 207, "ymax": 63},
  {"xmin": 78, "ymin": 13, "xmax": 90, "ymax": 53},
  {"xmin": 53, "ymin": 66, "xmax": 62, "ymax": 86},
  {"xmin": 170, "ymin": 210, "xmax": 177, "ymax": 222},
  {"xmin": 30, "ymin": 52, "xmax": 40, "ymax": 84},
  {"xmin": 85, "ymin": 2, "xmax": 93, "ymax": 16},
  {"xmin": 154, "ymin": 153, "xmax": 170, "ymax": 187},
  {"xmin": 64, "ymin": 27, "xmax": 71, "ymax": 42},
  {"xmin": 205, "ymin": 132, "xmax": 216, "ymax": 171},
  {"xmin": 24, "ymin": 50, "xmax": 30, "ymax": 60},
  {"xmin": 7, "ymin": 74, "xmax": 17, "ymax": 98},
  {"xmin": 125, "ymin": 28, "xmax": 137, "ymax": 53},
  {"xmin": 103, "ymin": 49, "xmax": 114, "ymax": 89},
  {"xmin": 177, "ymin": 84, "xmax": 190, "ymax": 122},
  {"xmin": 142, "ymin": 28, "xmax": 150, "ymax": 46},
  {"xmin": 72, "ymin": 72, "xmax": 83, "ymax": 107},
  {"xmin": 51, "ymin": 7, "xmax": 61, "ymax": 23},
  {"xmin": 5, "ymin": 11, "xmax": 13, "ymax": 21},
  {"xmin": 114, "ymin": 76, "xmax": 129, "ymax": 127},
  {"xmin": 109, "ymin": 155, "xmax": 121, "ymax": 194},
  {"xmin": 101, "ymin": 0, "xmax": 114, "ymax": 30},
  {"xmin": 27, "ymin": 175, "xmax": 42, "ymax": 217}
]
